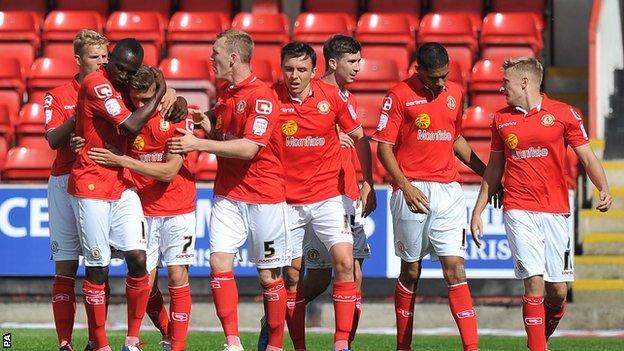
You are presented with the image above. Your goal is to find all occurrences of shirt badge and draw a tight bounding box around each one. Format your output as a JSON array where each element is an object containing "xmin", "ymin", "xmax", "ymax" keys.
[
  {"xmin": 133, "ymin": 135, "xmax": 145, "ymax": 151},
  {"xmin": 415, "ymin": 113, "xmax": 431, "ymax": 129},
  {"xmin": 159, "ymin": 119, "xmax": 170, "ymax": 131},
  {"xmin": 317, "ymin": 100, "xmax": 331, "ymax": 115},
  {"xmin": 236, "ymin": 100, "xmax": 246, "ymax": 114},
  {"xmin": 446, "ymin": 96, "xmax": 457, "ymax": 110},
  {"xmin": 541, "ymin": 114, "xmax": 555, "ymax": 126},
  {"xmin": 281, "ymin": 119, "xmax": 298, "ymax": 136},
  {"xmin": 505, "ymin": 133, "xmax": 519, "ymax": 150}
]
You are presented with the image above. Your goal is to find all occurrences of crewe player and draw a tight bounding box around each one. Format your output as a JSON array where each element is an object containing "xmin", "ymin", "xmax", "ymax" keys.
[
  {"xmin": 167, "ymin": 29, "xmax": 289, "ymax": 351},
  {"xmin": 69, "ymin": 39, "xmax": 169, "ymax": 351},
  {"xmin": 87, "ymin": 66, "xmax": 194, "ymax": 351},
  {"xmin": 372, "ymin": 43, "xmax": 485, "ymax": 351},
  {"xmin": 470, "ymin": 57, "xmax": 612, "ymax": 351},
  {"xmin": 45, "ymin": 29, "xmax": 108, "ymax": 351},
  {"xmin": 272, "ymin": 41, "xmax": 376, "ymax": 351}
]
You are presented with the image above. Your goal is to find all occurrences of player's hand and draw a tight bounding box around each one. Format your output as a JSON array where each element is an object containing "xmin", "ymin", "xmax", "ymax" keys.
[
  {"xmin": 596, "ymin": 190, "xmax": 613, "ymax": 212},
  {"xmin": 168, "ymin": 128, "xmax": 199, "ymax": 153},
  {"xmin": 159, "ymin": 87, "xmax": 176, "ymax": 114},
  {"xmin": 70, "ymin": 133, "xmax": 85, "ymax": 153},
  {"xmin": 488, "ymin": 185, "xmax": 504, "ymax": 208},
  {"xmin": 188, "ymin": 107, "xmax": 211, "ymax": 133},
  {"xmin": 359, "ymin": 181, "xmax": 377, "ymax": 218},
  {"xmin": 165, "ymin": 96, "xmax": 188, "ymax": 122},
  {"xmin": 470, "ymin": 213, "xmax": 484, "ymax": 249},
  {"xmin": 151, "ymin": 67, "xmax": 167, "ymax": 94},
  {"xmin": 402, "ymin": 184, "xmax": 430, "ymax": 214},
  {"xmin": 87, "ymin": 147, "xmax": 123, "ymax": 167},
  {"xmin": 339, "ymin": 131, "xmax": 354, "ymax": 148}
]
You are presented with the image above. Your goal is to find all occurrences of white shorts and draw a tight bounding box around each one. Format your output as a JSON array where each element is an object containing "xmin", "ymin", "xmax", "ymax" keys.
[
  {"xmin": 48, "ymin": 174, "xmax": 81, "ymax": 261},
  {"xmin": 304, "ymin": 197, "xmax": 371, "ymax": 269},
  {"xmin": 72, "ymin": 189, "xmax": 147, "ymax": 267},
  {"xmin": 290, "ymin": 195, "xmax": 353, "ymax": 260},
  {"xmin": 145, "ymin": 212, "xmax": 197, "ymax": 272},
  {"xmin": 209, "ymin": 196, "xmax": 290, "ymax": 269},
  {"xmin": 504, "ymin": 210, "xmax": 574, "ymax": 282},
  {"xmin": 390, "ymin": 181, "xmax": 467, "ymax": 262}
]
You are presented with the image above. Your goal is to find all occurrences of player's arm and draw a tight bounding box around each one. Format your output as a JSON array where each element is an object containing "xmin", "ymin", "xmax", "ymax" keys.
[
  {"xmin": 87, "ymin": 147, "xmax": 184, "ymax": 182},
  {"xmin": 453, "ymin": 135, "xmax": 487, "ymax": 176},
  {"xmin": 347, "ymin": 127, "xmax": 377, "ymax": 217},
  {"xmin": 187, "ymin": 108, "xmax": 215, "ymax": 137},
  {"xmin": 470, "ymin": 151, "xmax": 505, "ymax": 247},
  {"xmin": 168, "ymin": 128, "xmax": 260, "ymax": 160},
  {"xmin": 46, "ymin": 115, "xmax": 76, "ymax": 150},
  {"xmin": 574, "ymin": 144, "xmax": 612, "ymax": 211},
  {"xmin": 118, "ymin": 68, "xmax": 168, "ymax": 135},
  {"xmin": 44, "ymin": 93, "xmax": 76, "ymax": 149}
]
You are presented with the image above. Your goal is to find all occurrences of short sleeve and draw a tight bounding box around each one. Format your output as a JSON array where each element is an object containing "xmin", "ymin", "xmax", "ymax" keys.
[
  {"xmin": 371, "ymin": 91, "xmax": 403, "ymax": 145},
  {"xmin": 242, "ymin": 89, "xmax": 279, "ymax": 146},
  {"xmin": 490, "ymin": 114, "xmax": 504, "ymax": 152},
  {"xmin": 335, "ymin": 95, "xmax": 361, "ymax": 134},
  {"xmin": 44, "ymin": 92, "xmax": 67, "ymax": 132},
  {"xmin": 84, "ymin": 79, "xmax": 132, "ymax": 126},
  {"xmin": 564, "ymin": 106, "xmax": 590, "ymax": 148}
]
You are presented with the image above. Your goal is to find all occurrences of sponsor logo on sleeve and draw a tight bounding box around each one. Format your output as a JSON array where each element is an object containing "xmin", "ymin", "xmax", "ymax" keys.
[
  {"xmin": 45, "ymin": 110, "xmax": 53, "ymax": 125},
  {"xmin": 347, "ymin": 103, "xmax": 357, "ymax": 120},
  {"xmin": 252, "ymin": 116, "xmax": 269, "ymax": 136},
  {"xmin": 255, "ymin": 99, "xmax": 273, "ymax": 114},
  {"xmin": 104, "ymin": 98, "xmax": 122, "ymax": 117},
  {"xmin": 94, "ymin": 84, "xmax": 113, "ymax": 99},
  {"xmin": 382, "ymin": 96, "xmax": 393, "ymax": 111},
  {"xmin": 446, "ymin": 95, "xmax": 457, "ymax": 110},
  {"xmin": 377, "ymin": 113, "xmax": 389, "ymax": 131},
  {"xmin": 43, "ymin": 95, "xmax": 53, "ymax": 108}
]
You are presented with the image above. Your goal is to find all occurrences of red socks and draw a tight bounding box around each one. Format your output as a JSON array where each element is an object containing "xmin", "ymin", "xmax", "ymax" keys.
[
  {"xmin": 52, "ymin": 275, "xmax": 76, "ymax": 346},
  {"xmin": 523, "ymin": 295, "xmax": 547, "ymax": 351},
  {"xmin": 83, "ymin": 280, "xmax": 109, "ymax": 349},
  {"xmin": 169, "ymin": 284, "xmax": 192, "ymax": 351},
  {"xmin": 262, "ymin": 278, "xmax": 287, "ymax": 349},
  {"xmin": 332, "ymin": 280, "xmax": 357, "ymax": 350},
  {"xmin": 448, "ymin": 283, "xmax": 479, "ymax": 351},
  {"xmin": 211, "ymin": 271, "xmax": 240, "ymax": 343},
  {"xmin": 126, "ymin": 274, "xmax": 150, "ymax": 339},
  {"xmin": 545, "ymin": 301, "xmax": 566, "ymax": 340},
  {"xmin": 395, "ymin": 280, "xmax": 416, "ymax": 351},
  {"xmin": 286, "ymin": 289, "xmax": 306, "ymax": 350},
  {"xmin": 348, "ymin": 290, "xmax": 362, "ymax": 346},
  {"xmin": 147, "ymin": 288, "xmax": 170, "ymax": 338}
]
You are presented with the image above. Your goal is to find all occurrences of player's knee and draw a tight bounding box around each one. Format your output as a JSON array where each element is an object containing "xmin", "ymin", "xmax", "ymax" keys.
[
  {"xmin": 333, "ymin": 257, "xmax": 354, "ymax": 277},
  {"xmin": 55, "ymin": 260, "xmax": 79, "ymax": 278},
  {"xmin": 258, "ymin": 268, "xmax": 280, "ymax": 286},
  {"xmin": 85, "ymin": 266, "xmax": 108, "ymax": 284},
  {"xmin": 400, "ymin": 261, "xmax": 421, "ymax": 285},
  {"xmin": 167, "ymin": 266, "xmax": 189, "ymax": 287},
  {"xmin": 443, "ymin": 266, "xmax": 467, "ymax": 286},
  {"xmin": 546, "ymin": 284, "xmax": 568, "ymax": 306},
  {"xmin": 125, "ymin": 250, "xmax": 147, "ymax": 276},
  {"xmin": 284, "ymin": 267, "xmax": 301, "ymax": 289}
]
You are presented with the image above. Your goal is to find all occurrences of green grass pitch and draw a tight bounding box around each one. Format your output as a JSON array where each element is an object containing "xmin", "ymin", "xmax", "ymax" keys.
[{"xmin": 4, "ymin": 329, "xmax": 623, "ymax": 350}]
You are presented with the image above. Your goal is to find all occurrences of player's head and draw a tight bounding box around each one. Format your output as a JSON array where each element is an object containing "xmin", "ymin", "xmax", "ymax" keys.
[
  {"xmin": 501, "ymin": 57, "xmax": 544, "ymax": 107},
  {"xmin": 106, "ymin": 38, "xmax": 144, "ymax": 88},
  {"xmin": 212, "ymin": 29, "xmax": 254, "ymax": 81},
  {"xmin": 323, "ymin": 34, "xmax": 361, "ymax": 85},
  {"xmin": 73, "ymin": 29, "xmax": 108, "ymax": 77},
  {"xmin": 415, "ymin": 42, "xmax": 450, "ymax": 94},
  {"xmin": 128, "ymin": 65, "xmax": 156, "ymax": 108},
  {"xmin": 281, "ymin": 41, "xmax": 316, "ymax": 95}
]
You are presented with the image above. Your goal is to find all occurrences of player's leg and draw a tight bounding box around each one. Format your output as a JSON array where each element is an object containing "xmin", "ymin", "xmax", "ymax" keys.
[
  {"xmin": 303, "ymin": 268, "xmax": 332, "ymax": 303},
  {"xmin": 396, "ymin": 260, "xmax": 421, "ymax": 351},
  {"xmin": 504, "ymin": 210, "xmax": 548, "ymax": 351},
  {"xmin": 348, "ymin": 258, "xmax": 364, "ymax": 348},
  {"xmin": 144, "ymin": 217, "xmax": 170, "ymax": 343},
  {"xmin": 209, "ymin": 197, "xmax": 248, "ymax": 349},
  {"xmin": 302, "ymin": 226, "xmax": 333, "ymax": 304},
  {"xmin": 49, "ymin": 175, "xmax": 81, "ymax": 349},
  {"xmin": 349, "ymin": 202, "xmax": 370, "ymax": 347}
]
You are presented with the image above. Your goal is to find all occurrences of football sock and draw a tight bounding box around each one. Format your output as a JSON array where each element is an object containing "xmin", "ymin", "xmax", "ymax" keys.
[
  {"xmin": 523, "ymin": 295, "xmax": 547, "ymax": 351},
  {"xmin": 126, "ymin": 274, "xmax": 150, "ymax": 339},
  {"xmin": 348, "ymin": 290, "xmax": 362, "ymax": 346},
  {"xmin": 333, "ymin": 280, "xmax": 357, "ymax": 351},
  {"xmin": 169, "ymin": 283, "xmax": 192, "ymax": 351},
  {"xmin": 545, "ymin": 301, "xmax": 566, "ymax": 340},
  {"xmin": 83, "ymin": 280, "xmax": 108, "ymax": 349},
  {"xmin": 448, "ymin": 283, "xmax": 479, "ymax": 351},
  {"xmin": 52, "ymin": 275, "xmax": 76, "ymax": 346},
  {"xmin": 262, "ymin": 278, "xmax": 287, "ymax": 349},
  {"xmin": 211, "ymin": 271, "xmax": 240, "ymax": 345},
  {"xmin": 147, "ymin": 287, "xmax": 170, "ymax": 338},
  {"xmin": 286, "ymin": 289, "xmax": 306, "ymax": 350},
  {"xmin": 395, "ymin": 280, "xmax": 416, "ymax": 351}
]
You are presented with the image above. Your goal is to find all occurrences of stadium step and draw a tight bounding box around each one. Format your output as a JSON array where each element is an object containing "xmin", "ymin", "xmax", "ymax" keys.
[
  {"xmin": 583, "ymin": 232, "xmax": 624, "ymax": 255},
  {"xmin": 603, "ymin": 160, "xmax": 624, "ymax": 187},
  {"xmin": 579, "ymin": 209, "xmax": 624, "ymax": 233},
  {"xmin": 575, "ymin": 256, "xmax": 624, "ymax": 280}
]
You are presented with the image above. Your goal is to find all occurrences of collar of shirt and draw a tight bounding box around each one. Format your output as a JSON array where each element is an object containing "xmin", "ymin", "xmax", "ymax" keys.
[
  {"xmin": 288, "ymin": 82, "xmax": 315, "ymax": 104},
  {"xmin": 411, "ymin": 74, "xmax": 447, "ymax": 98},
  {"xmin": 71, "ymin": 74, "xmax": 80, "ymax": 91},
  {"xmin": 228, "ymin": 74, "xmax": 257, "ymax": 91},
  {"xmin": 514, "ymin": 94, "xmax": 548, "ymax": 116}
]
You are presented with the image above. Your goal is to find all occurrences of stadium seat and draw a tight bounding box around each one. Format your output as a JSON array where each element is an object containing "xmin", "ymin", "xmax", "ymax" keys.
[
  {"xmin": 355, "ymin": 96, "xmax": 382, "ymax": 133},
  {"xmin": 232, "ymin": 13, "xmax": 289, "ymax": 73},
  {"xmin": 367, "ymin": 0, "xmax": 421, "ymax": 17},
  {"xmin": 159, "ymin": 58, "xmax": 214, "ymax": 112},
  {"xmin": 0, "ymin": 104, "xmax": 15, "ymax": 144},
  {"xmin": 17, "ymin": 135, "xmax": 49, "ymax": 148},
  {"xmin": 251, "ymin": 58, "xmax": 278, "ymax": 83},
  {"xmin": 16, "ymin": 103, "xmax": 45, "ymax": 137},
  {"xmin": 1, "ymin": 146, "xmax": 56, "ymax": 181},
  {"xmin": 0, "ymin": 11, "xmax": 42, "ymax": 73},
  {"xmin": 0, "ymin": 57, "xmax": 26, "ymax": 118},
  {"xmin": 462, "ymin": 106, "xmax": 493, "ymax": 139},
  {"xmin": 0, "ymin": 0, "xmax": 47, "ymax": 16},
  {"xmin": 469, "ymin": 59, "xmax": 507, "ymax": 111},
  {"xmin": 195, "ymin": 152, "xmax": 218, "ymax": 181},
  {"xmin": 408, "ymin": 60, "xmax": 468, "ymax": 94},
  {"xmin": 106, "ymin": 11, "xmax": 166, "ymax": 66},
  {"xmin": 27, "ymin": 58, "xmax": 78, "ymax": 104},
  {"xmin": 480, "ymin": 13, "xmax": 543, "ymax": 62},
  {"xmin": 360, "ymin": 46, "xmax": 410, "ymax": 78},
  {"xmin": 0, "ymin": 136, "xmax": 7, "ymax": 170},
  {"xmin": 43, "ymin": 11, "xmax": 105, "ymax": 59},
  {"xmin": 167, "ymin": 12, "xmax": 230, "ymax": 60},
  {"xmin": 117, "ymin": 0, "xmax": 171, "ymax": 18},
  {"xmin": 178, "ymin": 0, "xmax": 232, "ymax": 16},
  {"xmin": 417, "ymin": 13, "xmax": 478, "ymax": 77},
  {"xmin": 347, "ymin": 58, "xmax": 401, "ymax": 92},
  {"xmin": 252, "ymin": 0, "xmax": 281, "ymax": 13},
  {"xmin": 429, "ymin": 0, "xmax": 483, "ymax": 33},
  {"xmin": 356, "ymin": 13, "xmax": 417, "ymax": 51},
  {"xmin": 55, "ymin": 0, "xmax": 110, "ymax": 17},
  {"xmin": 491, "ymin": 0, "xmax": 545, "ymax": 31},
  {"xmin": 293, "ymin": 13, "xmax": 356, "ymax": 43},
  {"xmin": 458, "ymin": 139, "xmax": 490, "ymax": 184},
  {"xmin": 304, "ymin": 0, "xmax": 359, "ymax": 18}
]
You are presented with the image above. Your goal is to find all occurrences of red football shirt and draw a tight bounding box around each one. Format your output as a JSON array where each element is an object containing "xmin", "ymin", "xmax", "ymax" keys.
[
  {"xmin": 213, "ymin": 75, "xmax": 285, "ymax": 204},
  {"xmin": 127, "ymin": 114, "xmax": 196, "ymax": 216},
  {"xmin": 68, "ymin": 68, "xmax": 132, "ymax": 200},
  {"xmin": 274, "ymin": 79, "xmax": 362, "ymax": 204},
  {"xmin": 338, "ymin": 89, "xmax": 360, "ymax": 201},
  {"xmin": 372, "ymin": 75, "xmax": 464, "ymax": 187},
  {"xmin": 44, "ymin": 76, "xmax": 79, "ymax": 176},
  {"xmin": 491, "ymin": 95, "xmax": 589, "ymax": 213}
]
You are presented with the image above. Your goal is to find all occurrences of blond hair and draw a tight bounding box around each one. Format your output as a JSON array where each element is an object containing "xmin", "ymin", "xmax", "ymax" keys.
[
  {"xmin": 502, "ymin": 57, "xmax": 544, "ymax": 86},
  {"xmin": 216, "ymin": 29, "xmax": 254, "ymax": 64},
  {"xmin": 73, "ymin": 29, "xmax": 108, "ymax": 56}
]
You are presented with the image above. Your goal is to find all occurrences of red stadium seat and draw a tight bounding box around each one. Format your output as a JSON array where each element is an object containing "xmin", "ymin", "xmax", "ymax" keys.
[
  {"xmin": 293, "ymin": 13, "xmax": 356, "ymax": 43},
  {"xmin": 0, "ymin": 136, "xmax": 7, "ymax": 170},
  {"xmin": 106, "ymin": 11, "xmax": 166, "ymax": 66},
  {"xmin": 0, "ymin": 0, "xmax": 47, "ymax": 16},
  {"xmin": 232, "ymin": 13, "xmax": 289, "ymax": 44},
  {"xmin": 43, "ymin": 11, "xmax": 105, "ymax": 59},
  {"xmin": 0, "ymin": 105, "xmax": 15, "ymax": 144},
  {"xmin": 195, "ymin": 152, "xmax": 218, "ymax": 181},
  {"xmin": 17, "ymin": 135, "xmax": 49, "ymax": 148},
  {"xmin": 462, "ymin": 106, "xmax": 493, "ymax": 139},
  {"xmin": 430, "ymin": 0, "xmax": 483, "ymax": 32},
  {"xmin": 470, "ymin": 59, "xmax": 507, "ymax": 111},
  {"xmin": 252, "ymin": 0, "xmax": 281, "ymax": 13},
  {"xmin": 367, "ymin": 0, "xmax": 421, "ymax": 16},
  {"xmin": 480, "ymin": 13, "xmax": 543, "ymax": 62},
  {"xmin": 458, "ymin": 139, "xmax": 490, "ymax": 184},
  {"xmin": 178, "ymin": 0, "xmax": 232, "ymax": 16},
  {"xmin": 356, "ymin": 13, "xmax": 417, "ymax": 51},
  {"xmin": 355, "ymin": 96, "xmax": 382, "ymax": 133},
  {"xmin": 27, "ymin": 58, "xmax": 77, "ymax": 104},
  {"xmin": 491, "ymin": 0, "xmax": 545, "ymax": 31},
  {"xmin": 0, "ymin": 11, "xmax": 42, "ymax": 73},
  {"xmin": 55, "ymin": 0, "xmax": 110, "ymax": 17},
  {"xmin": 408, "ymin": 60, "xmax": 468, "ymax": 94},
  {"xmin": 159, "ymin": 58, "xmax": 214, "ymax": 112},
  {"xmin": 0, "ymin": 57, "xmax": 25, "ymax": 118},
  {"xmin": 361, "ymin": 46, "xmax": 410, "ymax": 78},
  {"xmin": 347, "ymin": 58, "xmax": 401, "ymax": 92},
  {"xmin": 16, "ymin": 103, "xmax": 45, "ymax": 137},
  {"xmin": 305, "ymin": 0, "xmax": 359, "ymax": 18},
  {"xmin": 2, "ymin": 146, "xmax": 56, "ymax": 181},
  {"xmin": 117, "ymin": 0, "xmax": 171, "ymax": 18},
  {"xmin": 167, "ymin": 12, "xmax": 230, "ymax": 60},
  {"xmin": 251, "ymin": 58, "xmax": 278, "ymax": 83}
]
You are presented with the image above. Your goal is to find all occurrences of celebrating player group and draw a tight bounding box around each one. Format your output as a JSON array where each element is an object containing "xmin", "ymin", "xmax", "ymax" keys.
[{"xmin": 45, "ymin": 27, "xmax": 612, "ymax": 351}]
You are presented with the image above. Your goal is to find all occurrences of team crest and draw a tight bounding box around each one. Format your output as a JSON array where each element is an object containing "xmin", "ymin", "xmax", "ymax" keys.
[
  {"xmin": 317, "ymin": 100, "xmax": 331, "ymax": 115},
  {"xmin": 51, "ymin": 241, "xmax": 59, "ymax": 253},
  {"xmin": 236, "ymin": 100, "xmax": 246, "ymax": 114},
  {"xmin": 446, "ymin": 96, "xmax": 457, "ymax": 110},
  {"xmin": 505, "ymin": 133, "xmax": 519, "ymax": 150},
  {"xmin": 415, "ymin": 113, "xmax": 431, "ymax": 129},
  {"xmin": 90, "ymin": 248, "xmax": 102, "ymax": 260},
  {"xmin": 281, "ymin": 119, "xmax": 298, "ymax": 136},
  {"xmin": 541, "ymin": 114, "xmax": 555, "ymax": 126},
  {"xmin": 133, "ymin": 135, "xmax": 145, "ymax": 151},
  {"xmin": 306, "ymin": 248, "xmax": 320, "ymax": 262},
  {"xmin": 159, "ymin": 119, "xmax": 170, "ymax": 131}
]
